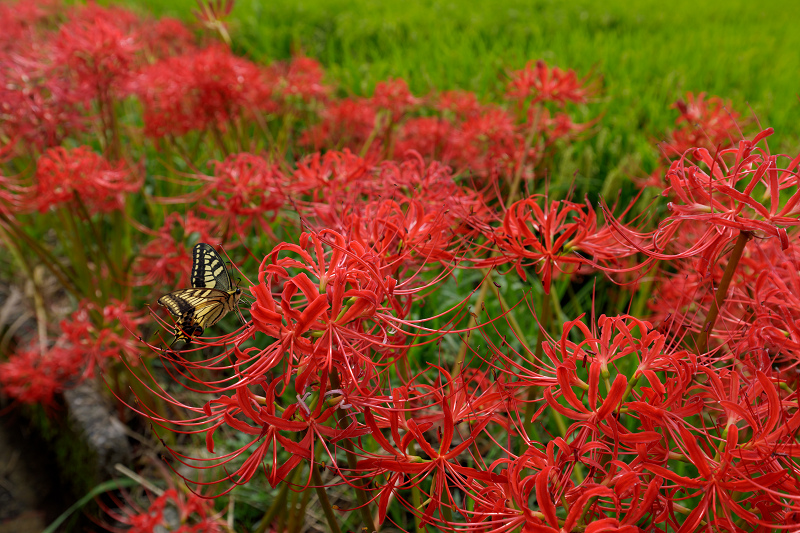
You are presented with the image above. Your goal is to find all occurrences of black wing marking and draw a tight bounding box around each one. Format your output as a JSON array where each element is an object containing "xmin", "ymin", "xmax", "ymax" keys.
[
  {"xmin": 158, "ymin": 290, "xmax": 198, "ymax": 318},
  {"xmin": 191, "ymin": 243, "xmax": 231, "ymax": 291}
]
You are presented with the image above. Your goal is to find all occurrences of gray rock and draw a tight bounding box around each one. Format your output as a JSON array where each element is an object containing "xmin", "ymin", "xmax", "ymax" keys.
[{"xmin": 63, "ymin": 381, "xmax": 131, "ymax": 480}]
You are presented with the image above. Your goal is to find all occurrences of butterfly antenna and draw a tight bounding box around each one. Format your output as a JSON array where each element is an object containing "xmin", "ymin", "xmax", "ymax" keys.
[{"xmin": 219, "ymin": 244, "xmax": 256, "ymax": 287}]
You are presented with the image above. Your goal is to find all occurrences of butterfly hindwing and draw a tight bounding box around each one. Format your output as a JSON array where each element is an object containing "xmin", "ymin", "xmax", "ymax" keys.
[
  {"xmin": 158, "ymin": 287, "xmax": 239, "ymax": 344},
  {"xmin": 192, "ymin": 243, "xmax": 231, "ymax": 291}
]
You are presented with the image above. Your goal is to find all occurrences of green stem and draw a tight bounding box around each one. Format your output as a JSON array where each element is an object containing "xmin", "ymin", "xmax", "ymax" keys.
[
  {"xmin": 291, "ymin": 482, "xmax": 312, "ymax": 533},
  {"xmin": 359, "ymin": 111, "xmax": 385, "ymax": 159},
  {"xmin": 452, "ymin": 276, "xmax": 490, "ymax": 379},
  {"xmin": 441, "ymin": 501, "xmax": 453, "ymax": 524},
  {"xmin": 278, "ymin": 466, "xmax": 305, "ymax": 533},
  {"xmin": 311, "ymin": 459, "xmax": 343, "ymax": 533},
  {"xmin": 396, "ymin": 350, "xmax": 412, "ymax": 383},
  {"xmin": 255, "ymin": 481, "xmax": 290, "ymax": 533},
  {"xmin": 210, "ymin": 123, "xmax": 230, "ymax": 157},
  {"xmin": 118, "ymin": 204, "xmax": 132, "ymax": 302},
  {"xmin": 506, "ymin": 104, "xmax": 542, "ymax": 207},
  {"xmin": 73, "ymin": 194, "xmax": 123, "ymax": 295},
  {"xmin": 0, "ymin": 224, "xmax": 48, "ymax": 352},
  {"xmin": 0, "ymin": 214, "xmax": 81, "ymax": 298},
  {"xmin": 577, "ymin": 495, "xmax": 599, "ymax": 527},
  {"xmin": 453, "ymin": 111, "xmax": 541, "ymax": 380},
  {"xmin": 496, "ymin": 283, "xmax": 531, "ymax": 348},
  {"xmin": 696, "ymin": 230, "xmax": 750, "ymax": 355},
  {"xmin": 524, "ymin": 290, "xmax": 551, "ymax": 435},
  {"xmin": 59, "ymin": 207, "xmax": 92, "ymax": 294},
  {"xmin": 105, "ymin": 92, "xmax": 121, "ymax": 162},
  {"xmin": 410, "ymin": 480, "xmax": 423, "ymax": 532},
  {"xmin": 286, "ymin": 476, "xmax": 302, "ymax": 533},
  {"xmin": 329, "ymin": 369, "xmax": 377, "ymax": 532}
]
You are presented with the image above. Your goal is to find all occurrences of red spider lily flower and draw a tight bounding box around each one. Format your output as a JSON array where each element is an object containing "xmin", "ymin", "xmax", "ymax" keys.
[
  {"xmin": 59, "ymin": 299, "xmax": 148, "ymax": 377},
  {"xmin": 506, "ymin": 60, "xmax": 593, "ymax": 106},
  {"xmin": 273, "ymin": 55, "xmax": 331, "ymax": 105},
  {"xmin": 0, "ymin": 345, "xmax": 83, "ymax": 408},
  {"xmin": 371, "ymin": 77, "xmax": 421, "ymax": 122},
  {"xmin": 199, "ymin": 153, "xmax": 287, "ymax": 242},
  {"xmin": 374, "ymin": 152, "xmax": 486, "ymax": 220},
  {"xmin": 0, "ymin": 1, "xmax": 59, "ymax": 52},
  {"xmin": 540, "ymin": 314, "xmax": 692, "ymax": 447},
  {"xmin": 196, "ymin": 379, "xmax": 319, "ymax": 490},
  {"xmin": 478, "ymin": 434, "xmax": 660, "ymax": 532},
  {"xmin": 344, "ymin": 198, "xmax": 465, "ymax": 272},
  {"xmin": 300, "ymin": 97, "xmax": 378, "ymax": 151},
  {"xmin": 292, "ymin": 148, "xmax": 373, "ymax": 206},
  {"xmin": 732, "ymin": 240, "xmax": 800, "ymax": 372},
  {"xmin": 664, "ymin": 91, "xmax": 742, "ymax": 157},
  {"xmin": 449, "ymin": 106, "xmax": 524, "ymax": 178},
  {"xmin": 133, "ymin": 45, "xmax": 276, "ymax": 138},
  {"xmin": 96, "ymin": 486, "xmax": 227, "ymax": 532},
  {"xmin": 53, "ymin": 4, "xmax": 141, "ymax": 102},
  {"xmin": 140, "ymin": 17, "xmax": 196, "ymax": 59},
  {"xmin": 436, "ymin": 89, "xmax": 483, "ymax": 120},
  {"xmin": 357, "ymin": 391, "xmax": 505, "ymax": 528},
  {"xmin": 0, "ymin": 41, "xmax": 88, "ymax": 150},
  {"xmin": 480, "ymin": 196, "xmax": 636, "ymax": 294},
  {"xmin": 607, "ymin": 128, "xmax": 800, "ymax": 271},
  {"xmin": 643, "ymin": 422, "xmax": 796, "ymax": 531},
  {"xmin": 134, "ymin": 212, "xmax": 216, "ymax": 290},
  {"xmin": 528, "ymin": 320, "xmax": 800, "ymax": 529},
  {"xmin": 538, "ymin": 109, "xmax": 593, "ymax": 145},
  {"xmin": 249, "ymin": 229, "xmax": 409, "ymax": 390},
  {"xmin": 131, "ymin": 370, "xmax": 353, "ymax": 495},
  {"xmin": 393, "ymin": 116, "xmax": 456, "ymax": 162},
  {"xmin": 33, "ymin": 146, "xmax": 140, "ymax": 214},
  {"xmin": 302, "ymin": 151, "xmax": 486, "ymax": 239},
  {"xmin": 0, "ymin": 299, "xmax": 146, "ymax": 408}
]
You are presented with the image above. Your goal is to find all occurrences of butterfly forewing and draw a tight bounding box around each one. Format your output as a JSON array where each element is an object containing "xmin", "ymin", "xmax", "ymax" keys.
[{"xmin": 191, "ymin": 243, "xmax": 232, "ymax": 291}]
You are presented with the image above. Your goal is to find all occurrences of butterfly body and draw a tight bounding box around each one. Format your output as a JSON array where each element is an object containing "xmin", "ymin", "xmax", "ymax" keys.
[{"xmin": 158, "ymin": 243, "xmax": 242, "ymax": 345}]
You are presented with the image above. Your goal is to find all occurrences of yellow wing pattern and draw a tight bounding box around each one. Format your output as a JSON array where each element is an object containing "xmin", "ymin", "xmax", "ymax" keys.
[{"xmin": 158, "ymin": 243, "xmax": 242, "ymax": 345}]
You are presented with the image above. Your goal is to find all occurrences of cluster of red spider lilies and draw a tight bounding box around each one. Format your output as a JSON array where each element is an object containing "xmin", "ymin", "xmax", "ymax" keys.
[{"xmin": 1, "ymin": 1, "xmax": 799, "ymax": 532}]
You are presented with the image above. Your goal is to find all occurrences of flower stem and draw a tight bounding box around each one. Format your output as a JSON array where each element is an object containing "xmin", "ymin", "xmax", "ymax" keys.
[
  {"xmin": 696, "ymin": 230, "xmax": 750, "ymax": 355},
  {"xmin": 329, "ymin": 369, "xmax": 377, "ymax": 532},
  {"xmin": 73, "ymin": 193, "xmax": 124, "ymax": 295},
  {"xmin": 523, "ymin": 289, "xmax": 551, "ymax": 436},
  {"xmin": 286, "ymin": 472, "xmax": 303, "ymax": 533},
  {"xmin": 211, "ymin": 123, "xmax": 230, "ymax": 157},
  {"xmin": 255, "ymin": 480, "xmax": 289, "ymax": 533},
  {"xmin": 290, "ymin": 482, "xmax": 312, "ymax": 533},
  {"xmin": 506, "ymin": 105, "xmax": 542, "ymax": 209},
  {"xmin": 495, "ymin": 285, "xmax": 531, "ymax": 348},
  {"xmin": 452, "ymin": 275, "xmax": 489, "ymax": 378},
  {"xmin": 311, "ymin": 459, "xmax": 343, "ymax": 533},
  {"xmin": 0, "ymin": 213, "xmax": 80, "ymax": 298},
  {"xmin": 410, "ymin": 479, "xmax": 422, "ymax": 532},
  {"xmin": 0, "ymin": 224, "xmax": 48, "ymax": 352}
]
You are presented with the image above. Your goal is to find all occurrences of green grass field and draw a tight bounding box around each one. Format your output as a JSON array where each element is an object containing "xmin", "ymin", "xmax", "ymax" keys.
[{"xmin": 124, "ymin": 0, "xmax": 800, "ymax": 189}]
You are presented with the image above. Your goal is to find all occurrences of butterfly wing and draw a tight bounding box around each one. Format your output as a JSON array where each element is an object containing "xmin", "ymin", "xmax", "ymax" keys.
[
  {"xmin": 158, "ymin": 288, "xmax": 233, "ymax": 343},
  {"xmin": 191, "ymin": 243, "xmax": 232, "ymax": 291}
]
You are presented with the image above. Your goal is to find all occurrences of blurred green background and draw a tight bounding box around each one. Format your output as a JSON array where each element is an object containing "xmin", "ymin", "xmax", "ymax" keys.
[{"xmin": 122, "ymin": 0, "xmax": 800, "ymax": 188}]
